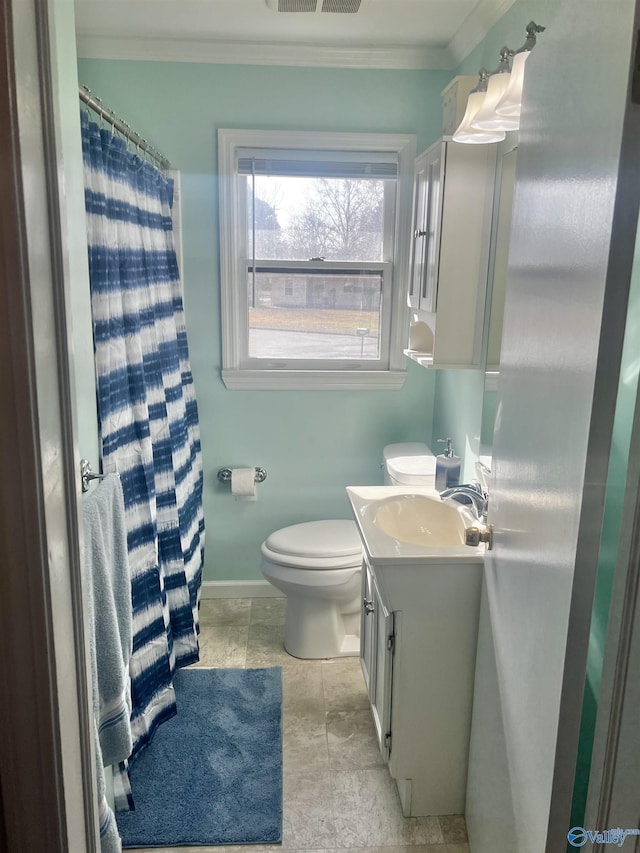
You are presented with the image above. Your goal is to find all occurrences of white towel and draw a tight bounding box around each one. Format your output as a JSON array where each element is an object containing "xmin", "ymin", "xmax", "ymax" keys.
[
  {"xmin": 84, "ymin": 474, "xmax": 133, "ymax": 763},
  {"xmin": 94, "ymin": 719, "xmax": 123, "ymax": 853},
  {"xmin": 83, "ymin": 474, "xmax": 133, "ymax": 852}
]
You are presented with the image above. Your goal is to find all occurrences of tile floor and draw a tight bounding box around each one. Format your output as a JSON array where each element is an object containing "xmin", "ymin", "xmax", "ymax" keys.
[{"xmin": 129, "ymin": 597, "xmax": 470, "ymax": 853}]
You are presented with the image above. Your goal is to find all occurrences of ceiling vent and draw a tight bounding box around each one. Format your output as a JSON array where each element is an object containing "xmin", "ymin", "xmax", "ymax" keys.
[
  {"xmin": 321, "ymin": 0, "xmax": 362, "ymax": 11},
  {"xmin": 265, "ymin": 0, "xmax": 363, "ymax": 12}
]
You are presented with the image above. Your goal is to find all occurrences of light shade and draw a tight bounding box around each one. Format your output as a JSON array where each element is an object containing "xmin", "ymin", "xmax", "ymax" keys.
[
  {"xmin": 452, "ymin": 91, "xmax": 506, "ymax": 145},
  {"xmin": 471, "ymin": 72, "xmax": 512, "ymax": 131},
  {"xmin": 495, "ymin": 50, "xmax": 529, "ymax": 118}
]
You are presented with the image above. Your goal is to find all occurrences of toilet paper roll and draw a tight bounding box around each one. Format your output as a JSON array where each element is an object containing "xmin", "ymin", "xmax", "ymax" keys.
[{"xmin": 231, "ymin": 467, "xmax": 256, "ymax": 500}]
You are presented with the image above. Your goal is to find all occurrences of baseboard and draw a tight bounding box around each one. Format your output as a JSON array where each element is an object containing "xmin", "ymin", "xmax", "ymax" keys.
[{"xmin": 200, "ymin": 580, "xmax": 284, "ymax": 599}]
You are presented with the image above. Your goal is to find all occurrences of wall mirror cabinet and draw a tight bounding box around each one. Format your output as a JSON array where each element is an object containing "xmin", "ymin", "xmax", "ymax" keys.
[
  {"xmin": 480, "ymin": 141, "xmax": 518, "ymax": 450},
  {"xmin": 405, "ymin": 138, "xmax": 496, "ymax": 369},
  {"xmin": 484, "ymin": 141, "xmax": 517, "ymax": 372}
]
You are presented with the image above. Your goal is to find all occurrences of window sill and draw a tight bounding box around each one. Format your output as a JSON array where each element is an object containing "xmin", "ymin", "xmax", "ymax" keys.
[{"xmin": 221, "ymin": 369, "xmax": 407, "ymax": 391}]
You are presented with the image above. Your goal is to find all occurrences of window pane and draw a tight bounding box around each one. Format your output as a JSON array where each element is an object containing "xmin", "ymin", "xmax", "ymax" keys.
[
  {"xmin": 247, "ymin": 176, "xmax": 385, "ymax": 262},
  {"xmin": 247, "ymin": 269, "xmax": 382, "ymax": 360}
]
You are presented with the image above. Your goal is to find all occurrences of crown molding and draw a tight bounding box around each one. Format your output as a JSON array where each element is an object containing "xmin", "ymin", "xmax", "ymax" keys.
[
  {"xmin": 76, "ymin": 0, "xmax": 516, "ymax": 72},
  {"xmin": 75, "ymin": 34, "xmax": 455, "ymax": 70},
  {"xmin": 448, "ymin": 0, "xmax": 517, "ymax": 67}
]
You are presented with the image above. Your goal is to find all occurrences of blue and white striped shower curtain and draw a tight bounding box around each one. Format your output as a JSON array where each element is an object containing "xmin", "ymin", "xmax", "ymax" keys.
[{"xmin": 81, "ymin": 111, "xmax": 205, "ymax": 803}]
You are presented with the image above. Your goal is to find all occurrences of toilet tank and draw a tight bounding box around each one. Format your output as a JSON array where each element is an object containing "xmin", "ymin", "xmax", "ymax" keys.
[{"xmin": 383, "ymin": 442, "xmax": 436, "ymax": 488}]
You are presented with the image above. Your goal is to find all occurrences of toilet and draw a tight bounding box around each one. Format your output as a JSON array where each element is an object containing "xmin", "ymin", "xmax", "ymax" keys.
[
  {"xmin": 260, "ymin": 443, "xmax": 436, "ymax": 660},
  {"xmin": 260, "ymin": 519, "xmax": 363, "ymax": 659},
  {"xmin": 383, "ymin": 441, "xmax": 437, "ymax": 488}
]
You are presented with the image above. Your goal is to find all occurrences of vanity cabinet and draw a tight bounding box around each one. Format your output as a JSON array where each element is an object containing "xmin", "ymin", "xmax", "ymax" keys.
[
  {"xmin": 360, "ymin": 551, "xmax": 483, "ymax": 817},
  {"xmin": 407, "ymin": 138, "xmax": 497, "ymax": 368}
]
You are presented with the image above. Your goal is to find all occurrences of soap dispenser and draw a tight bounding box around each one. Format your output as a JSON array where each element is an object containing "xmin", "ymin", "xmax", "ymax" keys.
[{"xmin": 435, "ymin": 438, "xmax": 461, "ymax": 491}]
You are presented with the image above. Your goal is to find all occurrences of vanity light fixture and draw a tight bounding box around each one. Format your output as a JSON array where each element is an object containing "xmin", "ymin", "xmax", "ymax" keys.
[
  {"xmin": 452, "ymin": 70, "xmax": 506, "ymax": 144},
  {"xmin": 452, "ymin": 20, "xmax": 545, "ymax": 143},
  {"xmin": 470, "ymin": 47, "xmax": 515, "ymax": 132},
  {"xmin": 494, "ymin": 22, "xmax": 546, "ymax": 122}
]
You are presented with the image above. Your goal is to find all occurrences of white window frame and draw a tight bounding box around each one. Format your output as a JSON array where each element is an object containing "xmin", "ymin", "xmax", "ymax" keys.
[{"xmin": 218, "ymin": 128, "xmax": 416, "ymax": 390}]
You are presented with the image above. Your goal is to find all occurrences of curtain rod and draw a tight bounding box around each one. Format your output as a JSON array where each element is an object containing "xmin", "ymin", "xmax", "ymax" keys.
[{"xmin": 79, "ymin": 85, "xmax": 171, "ymax": 170}]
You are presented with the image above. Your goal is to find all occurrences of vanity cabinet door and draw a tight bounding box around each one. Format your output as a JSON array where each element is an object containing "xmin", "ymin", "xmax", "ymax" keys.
[
  {"xmin": 371, "ymin": 581, "xmax": 394, "ymax": 762},
  {"xmin": 361, "ymin": 560, "xmax": 395, "ymax": 762}
]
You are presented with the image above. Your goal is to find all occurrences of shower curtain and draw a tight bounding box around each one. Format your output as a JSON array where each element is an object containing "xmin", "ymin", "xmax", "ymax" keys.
[{"xmin": 81, "ymin": 111, "xmax": 205, "ymax": 803}]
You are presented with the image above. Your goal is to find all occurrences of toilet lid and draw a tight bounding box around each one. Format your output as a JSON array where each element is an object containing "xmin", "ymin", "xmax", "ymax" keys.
[{"xmin": 265, "ymin": 520, "xmax": 362, "ymax": 560}]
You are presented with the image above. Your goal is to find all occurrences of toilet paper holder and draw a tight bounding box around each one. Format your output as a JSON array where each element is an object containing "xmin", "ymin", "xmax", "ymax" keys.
[{"xmin": 217, "ymin": 467, "xmax": 267, "ymax": 484}]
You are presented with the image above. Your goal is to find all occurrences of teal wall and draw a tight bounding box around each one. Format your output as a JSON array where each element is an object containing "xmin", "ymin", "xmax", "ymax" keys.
[
  {"xmin": 432, "ymin": 370, "xmax": 484, "ymax": 481},
  {"xmin": 77, "ymin": 59, "xmax": 450, "ymax": 581}
]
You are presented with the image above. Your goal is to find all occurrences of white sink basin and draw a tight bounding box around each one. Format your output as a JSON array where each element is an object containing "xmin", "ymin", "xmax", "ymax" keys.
[
  {"xmin": 373, "ymin": 493, "xmax": 470, "ymax": 547},
  {"xmin": 346, "ymin": 486, "xmax": 483, "ymax": 565}
]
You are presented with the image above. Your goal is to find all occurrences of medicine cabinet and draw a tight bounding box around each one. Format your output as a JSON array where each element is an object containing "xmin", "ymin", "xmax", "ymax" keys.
[
  {"xmin": 484, "ymin": 142, "xmax": 517, "ymax": 372},
  {"xmin": 480, "ymin": 140, "xmax": 518, "ymax": 450},
  {"xmin": 405, "ymin": 138, "xmax": 497, "ymax": 368}
]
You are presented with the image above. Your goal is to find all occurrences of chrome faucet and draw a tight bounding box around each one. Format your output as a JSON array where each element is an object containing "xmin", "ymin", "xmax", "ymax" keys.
[{"xmin": 440, "ymin": 480, "xmax": 488, "ymax": 521}]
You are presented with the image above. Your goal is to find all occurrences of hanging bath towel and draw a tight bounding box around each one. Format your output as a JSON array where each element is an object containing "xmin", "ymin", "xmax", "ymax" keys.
[{"xmin": 83, "ymin": 473, "xmax": 133, "ymax": 851}]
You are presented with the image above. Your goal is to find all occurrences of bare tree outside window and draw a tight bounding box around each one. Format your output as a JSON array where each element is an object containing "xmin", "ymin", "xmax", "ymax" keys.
[
  {"xmin": 249, "ymin": 176, "xmax": 384, "ymax": 261},
  {"xmin": 284, "ymin": 178, "xmax": 384, "ymax": 261},
  {"xmin": 246, "ymin": 174, "xmax": 388, "ymax": 360}
]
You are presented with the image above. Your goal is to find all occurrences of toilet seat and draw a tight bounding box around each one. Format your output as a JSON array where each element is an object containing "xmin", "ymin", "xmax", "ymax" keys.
[{"xmin": 262, "ymin": 520, "xmax": 362, "ymax": 570}]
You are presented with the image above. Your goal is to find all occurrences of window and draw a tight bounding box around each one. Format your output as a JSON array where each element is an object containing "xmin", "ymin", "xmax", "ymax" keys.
[{"xmin": 218, "ymin": 129, "xmax": 416, "ymax": 390}]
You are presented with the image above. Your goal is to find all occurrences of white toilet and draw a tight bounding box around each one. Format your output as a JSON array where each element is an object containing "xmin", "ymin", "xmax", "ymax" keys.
[
  {"xmin": 383, "ymin": 442, "xmax": 436, "ymax": 487},
  {"xmin": 260, "ymin": 519, "xmax": 363, "ymax": 659},
  {"xmin": 260, "ymin": 443, "xmax": 436, "ymax": 660}
]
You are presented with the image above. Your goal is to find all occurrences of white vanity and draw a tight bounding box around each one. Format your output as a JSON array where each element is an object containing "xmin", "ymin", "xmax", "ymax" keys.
[{"xmin": 346, "ymin": 486, "xmax": 484, "ymax": 817}]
